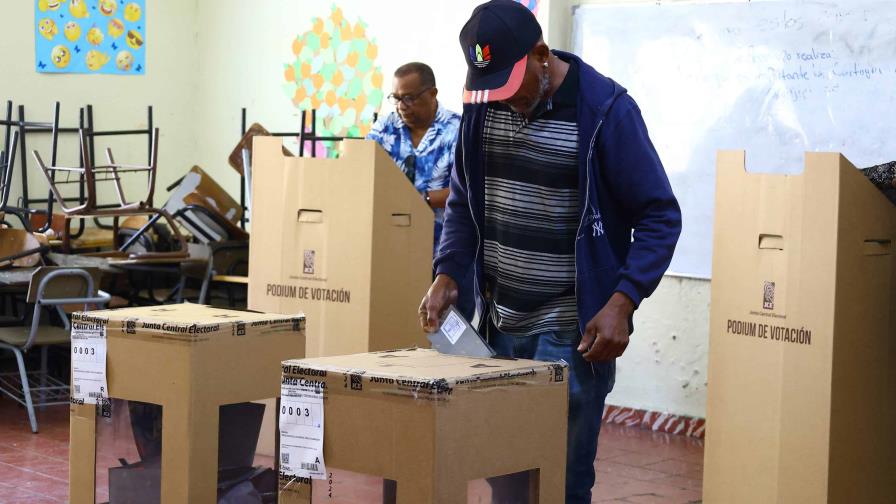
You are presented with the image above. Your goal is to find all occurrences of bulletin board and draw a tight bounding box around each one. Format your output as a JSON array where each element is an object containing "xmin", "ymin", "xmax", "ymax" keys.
[
  {"xmin": 572, "ymin": 1, "xmax": 896, "ymax": 278},
  {"xmin": 35, "ymin": 0, "xmax": 146, "ymax": 75}
]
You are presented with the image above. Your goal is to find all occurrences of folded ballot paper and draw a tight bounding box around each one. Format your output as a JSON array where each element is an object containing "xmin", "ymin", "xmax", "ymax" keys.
[{"xmin": 427, "ymin": 305, "xmax": 496, "ymax": 358}]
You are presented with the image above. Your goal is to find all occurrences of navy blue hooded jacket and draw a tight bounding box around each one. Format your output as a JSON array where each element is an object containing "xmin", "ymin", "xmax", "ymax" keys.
[{"xmin": 434, "ymin": 51, "xmax": 682, "ymax": 335}]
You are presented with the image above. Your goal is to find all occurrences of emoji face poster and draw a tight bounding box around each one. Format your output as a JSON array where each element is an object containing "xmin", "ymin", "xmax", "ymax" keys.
[{"xmin": 35, "ymin": 0, "xmax": 146, "ymax": 75}]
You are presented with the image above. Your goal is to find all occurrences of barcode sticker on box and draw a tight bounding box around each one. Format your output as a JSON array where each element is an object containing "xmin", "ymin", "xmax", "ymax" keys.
[
  {"xmin": 441, "ymin": 310, "xmax": 465, "ymax": 345},
  {"xmin": 71, "ymin": 324, "xmax": 107, "ymax": 405},
  {"xmin": 279, "ymin": 377, "xmax": 326, "ymax": 480}
]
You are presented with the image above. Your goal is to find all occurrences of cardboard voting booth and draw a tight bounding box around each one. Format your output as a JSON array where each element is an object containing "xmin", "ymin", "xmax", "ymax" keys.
[
  {"xmin": 704, "ymin": 151, "xmax": 896, "ymax": 503},
  {"xmin": 277, "ymin": 349, "xmax": 569, "ymax": 504},
  {"xmin": 248, "ymin": 138, "xmax": 433, "ymax": 358},
  {"xmin": 68, "ymin": 304, "xmax": 305, "ymax": 504}
]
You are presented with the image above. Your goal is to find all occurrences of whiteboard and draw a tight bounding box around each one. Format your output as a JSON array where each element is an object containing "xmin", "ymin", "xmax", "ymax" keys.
[{"xmin": 572, "ymin": 0, "xmax": 896, "ymax": 278}]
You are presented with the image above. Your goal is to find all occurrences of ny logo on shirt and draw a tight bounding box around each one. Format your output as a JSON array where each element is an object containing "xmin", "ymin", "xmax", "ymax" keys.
[{"xmin": 592, "ymin": 210, "xmax": 605, "ymax": 237}]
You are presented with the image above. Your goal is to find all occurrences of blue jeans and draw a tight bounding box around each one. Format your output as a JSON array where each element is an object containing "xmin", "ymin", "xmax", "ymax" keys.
[{"xmin": 487, "ymin": 324, "xmax": 615, "ymax": 504}]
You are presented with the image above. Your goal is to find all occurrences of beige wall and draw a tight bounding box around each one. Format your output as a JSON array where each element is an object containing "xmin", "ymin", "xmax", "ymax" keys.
[
  {"xmin": 1, "ymin": 1, "xmax": 199, "ymax": 210},
  {"xmin": 191, "ymin": 0, "xmax": 561, "ymax": 203}
]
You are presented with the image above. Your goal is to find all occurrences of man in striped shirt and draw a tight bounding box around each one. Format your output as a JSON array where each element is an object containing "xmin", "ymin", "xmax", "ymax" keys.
[
  {"xmin": 420, "ymin": 1, "xmax": 681, "ymax": 502},
  {"xmin": 480, "ymin": 55, "xmax": 581, "ymax": 337}
]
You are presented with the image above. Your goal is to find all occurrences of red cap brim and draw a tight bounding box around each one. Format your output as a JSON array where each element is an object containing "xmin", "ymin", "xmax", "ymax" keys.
[{"xmin": 463, "ymin": 55, "xmax": 528, "ymax": 104}]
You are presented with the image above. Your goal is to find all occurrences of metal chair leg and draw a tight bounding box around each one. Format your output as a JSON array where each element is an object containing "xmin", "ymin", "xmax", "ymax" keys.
[
  {"xmin": 13, "ymin": 347, "xmax": 38, "ymax": 433},
  {"xmin": 198, "ymin": 269, "xmax": 214, "ymax": 305},
  {"xmin": 39, "ymin": 345, "xmax": 48, "ymax": 409},
  {"xmin": 175, "ymin": 275, "xmax": 186, "ymax": 303}
]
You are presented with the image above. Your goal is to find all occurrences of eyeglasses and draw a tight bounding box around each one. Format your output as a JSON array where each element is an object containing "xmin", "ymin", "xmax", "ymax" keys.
[{"xmin": 388, "ymin": 87, "xmax": 433, "ymax": 107}]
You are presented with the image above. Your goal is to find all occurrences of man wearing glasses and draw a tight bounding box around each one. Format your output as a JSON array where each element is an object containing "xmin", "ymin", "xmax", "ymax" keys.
[
  {"xmin": 368, "ymin": 62, "xmax": 460, "ymax": 248},
  {"xmin": 368, "ymin": 62, "xmax": 474, "ymax": 318}
]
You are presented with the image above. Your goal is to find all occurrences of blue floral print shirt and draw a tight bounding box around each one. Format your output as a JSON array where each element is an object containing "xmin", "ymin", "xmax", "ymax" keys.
[{"xmin": 367, "ymin": 103, "xmax": 461, "ymax": 253}]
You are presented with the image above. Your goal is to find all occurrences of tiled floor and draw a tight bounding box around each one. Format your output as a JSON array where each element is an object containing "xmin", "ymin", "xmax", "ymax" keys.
[
  {"xmin": 0, "ymin": 398, "xmax": 704, "ymax": 503},
  {"xmin": 590, "ymin": 423, "xmax": 704, "ymax": 503},
  {"xmin": 0, "ymin": 399, "xmax": 71, "ymax": 504}
]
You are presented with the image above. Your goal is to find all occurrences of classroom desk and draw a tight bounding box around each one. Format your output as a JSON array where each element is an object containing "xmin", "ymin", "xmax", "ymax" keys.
[
  {"xmin": 0, "ymin": 254, "xmax": 119, "ymax": 288},
  {"xmin": 47, "ymin": 228, "xmax": 116, "ymax": 251},
  {"xmin": 45, "ymin": 252, "xmax": 120, "ymax": 274},
  {"xmin": 109, "ymin": 256, "xmax": 207, "ymax": 305},
  {"xmin": 0, "ymin": 254, "xmax": 207, "ymax": 307},
  {"xmin": 210, "ymin": 275, "xmax": 249, "ymax": 284},
  {"xmin": 0, "ymin": 268, "xmax": 39, "ymax": 288},
  {"xmin": 107, "ymin": 257, "xmax": 206, "ymax": 267},
  {"xmin": 0, "ymin": 255, "xmax": 119, "ymax": 303}
]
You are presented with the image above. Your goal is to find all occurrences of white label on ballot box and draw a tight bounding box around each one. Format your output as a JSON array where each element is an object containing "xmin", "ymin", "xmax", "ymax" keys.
[
  {"xmin": 71, "ymin": 324, "xmax": 108, "ymax": 404},
  {"xmin": 441, "ymin": 310, "xmax": 466, "ymax": 345},
  {"xmin": 280, "ymin": 379, "xmax": 327, "ymax": 480}
]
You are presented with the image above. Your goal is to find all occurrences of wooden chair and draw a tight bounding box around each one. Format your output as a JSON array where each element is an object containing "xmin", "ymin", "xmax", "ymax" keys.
[
  {"xmin": 0, "ymin": 227, "xmax": 49, "ymax": 268},
  {"xmin": 0, "ymin": 267, "xmax": 110, "ymax": 432},
  {"xmin": 31, "ymin": 128, "xmax": 189, "ymax": 259},
  {"xmin": 0, "ymin": 219, "xmax": 52, "ymax": 324}
]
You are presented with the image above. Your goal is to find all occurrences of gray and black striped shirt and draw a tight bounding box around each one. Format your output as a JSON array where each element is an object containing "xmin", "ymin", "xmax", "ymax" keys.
[{"xmin": 483, "ymin": 62, "xmax": 580, "ymax": 336}]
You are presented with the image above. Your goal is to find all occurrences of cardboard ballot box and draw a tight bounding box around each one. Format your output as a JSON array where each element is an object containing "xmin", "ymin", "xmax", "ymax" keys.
[
  {"xmin": 278, "ymin": 349, "xmax": 569, "ymax": 504},
  {"xmin": 704, "ymin": 152, "xmax": 896, "ymax": 503},
  {"xmin": 248, "ymin": 137, "xmax": 433, "ymax": 358},
  {"xmin": 68, "ymin": 304, "xmax": 305, "ymax": 504}
]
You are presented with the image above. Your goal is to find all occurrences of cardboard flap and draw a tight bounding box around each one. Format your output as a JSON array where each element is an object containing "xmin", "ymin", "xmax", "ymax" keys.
[
  {"xmin": 283, "ymin": 349, "xmax": 567, "ymax": 401},
  {"xmin": 75, "ymin": 303, "xmax": 305, "ymax": 343}
]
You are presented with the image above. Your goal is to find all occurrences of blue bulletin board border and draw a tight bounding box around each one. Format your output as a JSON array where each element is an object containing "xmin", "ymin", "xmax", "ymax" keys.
[{"xmin": 35, "ymin": 0, "xmax": 146, "ymax": 75}]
